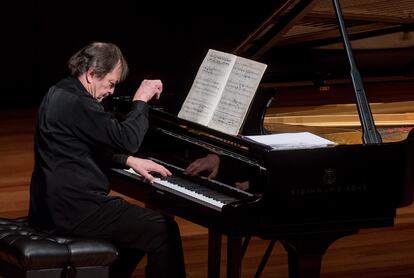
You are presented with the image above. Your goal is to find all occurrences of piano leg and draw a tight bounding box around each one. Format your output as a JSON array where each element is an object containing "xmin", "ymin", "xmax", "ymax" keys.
[
  {"xmin": 227, "ymin": 236, "xmax": 243, "ymax": 278},
  {"xmin": 208, "ymin": 229, "xmax": 222, "ymax": 278},
  {"xmin": 280, "ymin": 230, "xmax": 358, "ymax": 278},
  {"xmin": 207, "ymin": 230, "xmax": 243, "ymax": 278}
]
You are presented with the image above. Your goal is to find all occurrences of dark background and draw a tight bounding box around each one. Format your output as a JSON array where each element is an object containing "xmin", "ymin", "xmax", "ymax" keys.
[
  {"xmin": 0, "ymin": 4, "xmax": 280, "ymax": 111},
  {"xmin": 3, "ymin": 4, "xmax": 412, "ymax": 113}
]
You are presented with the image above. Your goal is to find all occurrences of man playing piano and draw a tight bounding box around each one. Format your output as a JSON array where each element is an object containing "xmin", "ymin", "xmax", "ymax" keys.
[{"xmin": 28, "ymin": 42, "xmax": 186, "ymax": 278}]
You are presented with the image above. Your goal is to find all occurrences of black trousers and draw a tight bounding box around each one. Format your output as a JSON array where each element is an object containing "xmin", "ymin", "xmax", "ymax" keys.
[{"xmin": 71, "ymin": 198, "xmax": 186, "ymax": 278}]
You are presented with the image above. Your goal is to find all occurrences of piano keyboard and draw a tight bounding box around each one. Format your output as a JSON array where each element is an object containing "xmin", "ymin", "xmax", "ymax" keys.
[
  {"xmin": 124, "ymin": 168, "xmax": 227, "ymax": 208},
  {"xmin": 121, "ymin": 165, "xmax": 253, "ymax": 211}
]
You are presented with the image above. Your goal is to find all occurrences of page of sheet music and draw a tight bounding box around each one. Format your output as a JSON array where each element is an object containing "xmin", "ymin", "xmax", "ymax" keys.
[
  {"xmin": 208, "ymin": 56, "xmax": 267, "ymax": 135},
  {"xmin": 178, "ymin": 49, "xmax": 236, "ymax": 125},
  {"xmin": 245, "ymin": 132, "xmax": 337, "ymax": 150}
]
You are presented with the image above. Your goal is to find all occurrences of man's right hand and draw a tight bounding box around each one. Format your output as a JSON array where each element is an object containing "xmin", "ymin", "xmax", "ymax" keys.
[{"xmin": 133, "ymin": 79, "xmax": 163, "ymax": 102}]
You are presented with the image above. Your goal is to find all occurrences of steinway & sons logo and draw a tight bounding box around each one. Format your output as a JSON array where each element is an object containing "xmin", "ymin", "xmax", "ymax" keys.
[{"xmin": 290, "ymin": 168, "xmax": 367, "ymax": 196}]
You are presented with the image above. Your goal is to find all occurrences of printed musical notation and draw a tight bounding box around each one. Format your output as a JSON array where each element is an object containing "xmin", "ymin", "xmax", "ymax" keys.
[{"xmin": 178, "ymin": 49, "xmax": 267, "ymax": 135}]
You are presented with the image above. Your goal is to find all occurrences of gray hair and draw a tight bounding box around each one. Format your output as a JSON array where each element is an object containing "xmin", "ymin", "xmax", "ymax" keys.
[{"xmin": 67, "ymin": 42, "xmax": 129, "ymax": 81}]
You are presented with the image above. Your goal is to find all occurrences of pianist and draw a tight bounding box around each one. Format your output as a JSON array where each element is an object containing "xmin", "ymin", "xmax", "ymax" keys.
[{"xmin": 28, "ymin": 42, "xmax": 186, "ymax": 278}]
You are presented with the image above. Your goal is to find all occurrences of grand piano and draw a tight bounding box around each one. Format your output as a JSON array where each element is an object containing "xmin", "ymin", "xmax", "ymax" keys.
[{"xmin": 108, "ymin": 0, "xmax": 414, "ymax": 277}]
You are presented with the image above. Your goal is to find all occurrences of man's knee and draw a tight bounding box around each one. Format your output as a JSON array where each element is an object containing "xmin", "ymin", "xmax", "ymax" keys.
[
  {"xmin": 149, "ymin": 215, "xmax": 180, "ymax": 248},
  {"xmin": 128, "ymin": 213, "xmax": 179, "ymax": 252}
]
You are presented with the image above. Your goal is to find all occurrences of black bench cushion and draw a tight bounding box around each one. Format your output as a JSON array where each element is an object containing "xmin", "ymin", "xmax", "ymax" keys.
[{"xmin": 0, "ymin": 218, "xmax": 118, "ymax": 270}]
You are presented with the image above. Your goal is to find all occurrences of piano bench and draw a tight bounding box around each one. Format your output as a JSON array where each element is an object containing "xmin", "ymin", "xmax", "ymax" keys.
[{"xmin": 0, "ymin": 217, "xmax": 118, "ymax": 278}]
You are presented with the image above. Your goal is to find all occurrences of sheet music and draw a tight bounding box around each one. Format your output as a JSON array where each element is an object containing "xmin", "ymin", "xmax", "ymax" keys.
[
  {"xmin": 246, "ymin": 132, "xmax": 336, "ymax": 150},
  {"xmin": 208, "ymin": 56, "xmax": 267, "ymax": 134},
  {"xmin": 178, "ymin": 49, "xmax": 236, "ymax": 125}
]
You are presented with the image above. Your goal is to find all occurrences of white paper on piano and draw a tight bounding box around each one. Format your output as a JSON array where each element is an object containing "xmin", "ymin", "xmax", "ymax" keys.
[
  {"xmin": 245, "ymin": 132, "xmax": 337, "ymax": 150},
  {"xmin": 178, "ymin": 49, "xmax": 267, "ymax": 135}
]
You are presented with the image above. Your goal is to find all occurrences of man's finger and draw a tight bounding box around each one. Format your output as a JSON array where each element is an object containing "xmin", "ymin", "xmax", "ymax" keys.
[{"xmin": 142, "ymin": 172, "xmax": 155, "ymax": 183}]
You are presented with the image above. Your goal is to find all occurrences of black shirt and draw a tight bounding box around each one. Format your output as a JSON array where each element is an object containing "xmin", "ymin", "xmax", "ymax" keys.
[{"xmin": 29, "ymin": 77, "xmax": 148, "ymax": 233}]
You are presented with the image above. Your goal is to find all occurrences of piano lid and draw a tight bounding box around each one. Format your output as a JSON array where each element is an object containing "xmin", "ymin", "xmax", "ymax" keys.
[
  {"xmin": 232, "ymin": 0, "xmax": 414, "ymax": 83},
  {"xmin": 227, "ymin": 0, "xmax": 414, "ymax": 143},
  {"xmin": 137, "ymin": 0, "xmax": 413, "ymax": 116}
]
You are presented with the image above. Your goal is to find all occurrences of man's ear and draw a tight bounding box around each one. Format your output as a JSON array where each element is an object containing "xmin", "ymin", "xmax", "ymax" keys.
[{"xmin": 85, "ymin": 69, "xmax": 95, "ymax": 84}]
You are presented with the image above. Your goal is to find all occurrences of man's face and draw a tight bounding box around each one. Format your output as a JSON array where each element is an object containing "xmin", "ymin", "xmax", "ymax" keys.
[{"xmin": 90, "ymin": 61, "xmax": 122, "ymax": 102}]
